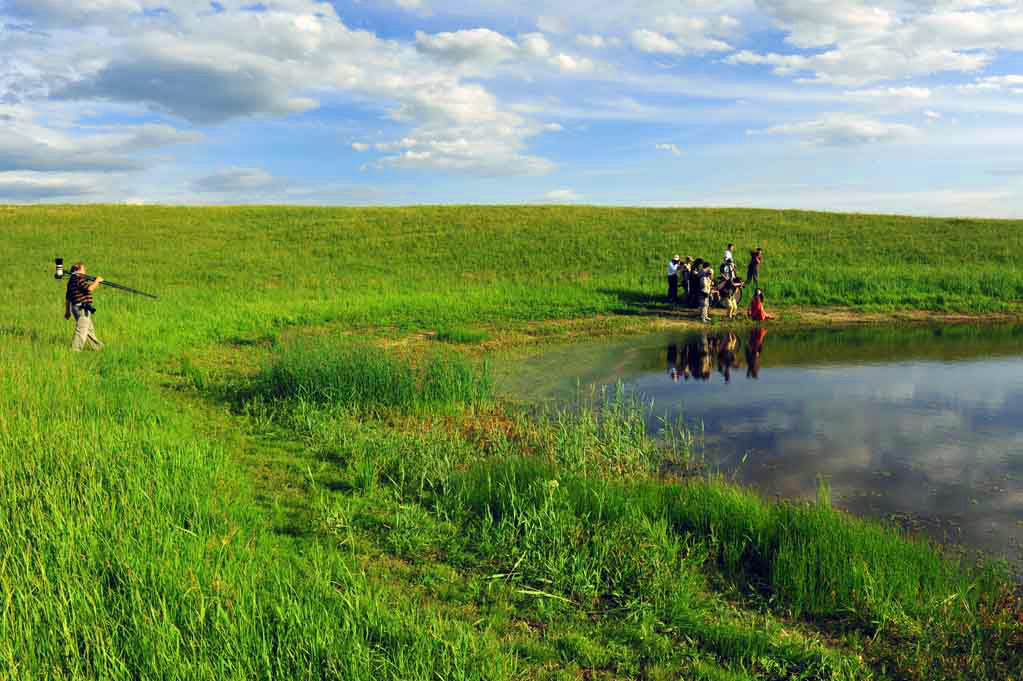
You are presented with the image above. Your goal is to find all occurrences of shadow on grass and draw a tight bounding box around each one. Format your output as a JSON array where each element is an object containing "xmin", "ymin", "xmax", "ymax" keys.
[{"xmin": 598, "ymin": 288, "xmax": 701, "ymax": 319}]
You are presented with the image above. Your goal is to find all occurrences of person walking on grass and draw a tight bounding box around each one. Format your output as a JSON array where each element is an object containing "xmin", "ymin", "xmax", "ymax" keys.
[
  {"xmin": 747, "ymin": 247, "xmax": 763, "ymax": 289},
  {"xmin": 65, "ymin": 262, "xmax": 104, "ymax": 351},
  {"xmin": 666, "ymin": 254, "xmax": 681, "ymax": 302},
  {"xmin": 724, "ymin": 243, "xmax": 734, "ymax": 265}
]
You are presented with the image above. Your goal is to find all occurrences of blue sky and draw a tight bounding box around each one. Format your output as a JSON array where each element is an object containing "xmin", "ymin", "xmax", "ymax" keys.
[{"xmin": 3, "ymin": 0, "xmax": 1023, "ymax": 216}]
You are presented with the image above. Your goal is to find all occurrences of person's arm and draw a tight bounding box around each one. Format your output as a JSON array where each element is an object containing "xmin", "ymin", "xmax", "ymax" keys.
[{"xmin": 86, "ymin": 276, "xmax": 104, "ymax": 292}]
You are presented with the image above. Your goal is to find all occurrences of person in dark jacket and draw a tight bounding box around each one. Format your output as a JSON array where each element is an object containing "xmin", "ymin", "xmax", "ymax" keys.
[{"xmin": 746, "ymin": 247, "xmax": 763, "ymax": 288}]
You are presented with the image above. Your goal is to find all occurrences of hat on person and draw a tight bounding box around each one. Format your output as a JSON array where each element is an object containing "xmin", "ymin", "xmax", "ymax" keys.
[{"xmin": 673, "ymin": 254, "xmax": 680, "ymax": 260}]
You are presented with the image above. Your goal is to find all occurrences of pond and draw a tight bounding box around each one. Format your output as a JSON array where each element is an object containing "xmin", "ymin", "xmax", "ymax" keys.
[{"xmin": 500, "ymin": 324, "xmax": 1023, "ymax": 562}]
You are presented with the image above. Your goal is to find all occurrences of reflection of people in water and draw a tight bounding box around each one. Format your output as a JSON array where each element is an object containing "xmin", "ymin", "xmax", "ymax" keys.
[
  {"xmin": 717, "ymin": 332, "xmax": 739, "ymax": 382},
  {"xmin": 667, "ymin": 343, "xmax": 680, "ymax": 382},
  {"xmin": 668, "ymin": 332, "xmax": 750, "ymax": 383},
  {"xmin": 746, "ymin": 326, "xmax": 767, "ymax": 379}
]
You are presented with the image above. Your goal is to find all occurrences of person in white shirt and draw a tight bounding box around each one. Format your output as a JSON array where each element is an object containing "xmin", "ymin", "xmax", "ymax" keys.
[
  {"xmin": 724, "ymin": 243, "xmax": 734, "ymax": 264},
  {"xmin": 666, "ymin": 254, "xmax": 681, "ymax": 302}
]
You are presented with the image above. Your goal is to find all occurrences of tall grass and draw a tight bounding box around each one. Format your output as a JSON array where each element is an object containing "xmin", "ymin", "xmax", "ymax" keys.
[
  {"xmin": 2, "ymin": 206, "xmax": 1021, "ymax": 678},
  {"xmin": 252, "ymin": 339, "xmax": 492, "ymax": 412}
]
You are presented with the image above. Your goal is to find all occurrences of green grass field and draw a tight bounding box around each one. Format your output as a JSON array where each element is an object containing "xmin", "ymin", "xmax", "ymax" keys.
[{"xmin": 4, "ymin": 205, "xmax": 1023, "ymax": 680}]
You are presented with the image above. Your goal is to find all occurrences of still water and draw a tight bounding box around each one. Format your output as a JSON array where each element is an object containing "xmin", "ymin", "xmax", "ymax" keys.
[{"xmin": 502, "ymin": 324, "xmax": 1023, "ymax": 561}]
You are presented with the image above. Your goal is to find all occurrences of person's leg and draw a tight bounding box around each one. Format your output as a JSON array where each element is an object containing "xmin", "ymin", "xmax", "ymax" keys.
[
  {"xmin": 700, "ymin": 296, "xmax": 710, "ymax": 322},
  {"xmin": 71, "ymin": 310, "xmax": 89, "ymax": 351},
  {"xmin": 727, "ymin": 296, "xmax": 736, "ymax": 319},
  {"xmin": 85, "ymin": 316, "xmax": 103, "ymax": 350}
]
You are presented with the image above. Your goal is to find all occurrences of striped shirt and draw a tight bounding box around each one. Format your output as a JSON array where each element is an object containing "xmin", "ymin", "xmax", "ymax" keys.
[{"xmin": 65, "ymin": 274, "xmax": 93, "ymax": 307}]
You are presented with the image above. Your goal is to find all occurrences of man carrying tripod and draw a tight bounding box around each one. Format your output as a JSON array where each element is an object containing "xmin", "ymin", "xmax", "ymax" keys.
[{"xmin": 64, "ymin": 262, "xmax": 104, "ymax": 351}]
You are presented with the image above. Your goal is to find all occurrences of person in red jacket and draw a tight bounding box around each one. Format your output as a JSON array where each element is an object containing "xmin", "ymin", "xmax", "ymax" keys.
[{"xmin": 748, "ymin": 288, "xmax": 775, "ymax": 321}]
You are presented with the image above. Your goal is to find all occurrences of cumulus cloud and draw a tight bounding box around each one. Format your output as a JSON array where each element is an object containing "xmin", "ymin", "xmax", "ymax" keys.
[
  {"xmin": 0, "ymin": 109, "xmax": 201, "ymax": 172},
  {"xmin": 630, "ymin": 20, "xmax": 730, "ymax": 56},
  {"xmin": 730, "ymin": 0, "xmax": 1023, "ymax": 85},
  {"xmin": 415, "ymin": 28, "xmax": 518, "ymax": 66},
  {"xmin": 727, "ymin": 47, "xmax": 988, "ymax": 86},
  {"xmin": 192, "ymin": 167, "xmax": 281, "ymax": 193},
  {"xmin": 371, "ymin": 131, "xmax": 556, "ymax": 176},
  {"xmin": 631, "ymin": 29, "xmax": 683, "ymax": 54},
  {"xmin": 0, "ymin": 172, "xmax": 100, "ymax": 200},
  {"xmin": 543, "ymin": 188, "xmax": 582, "ymax": 201},
  {"xmin": 413, "ymin": 28, "xmax": 594, "ymax": 74},
  {"xmin": 6, "ymin": 2, "xmax": 566, "ymax": 178},
  {"xmin": 756, "ymin": 114, "xmax": 921, "ymax": 147},
  {"xmin": 55, "ymin": 46, "xmax": 321, "ymax": 125},
  {"xmin": 655, "ymin": 143, "xmax": 682, "ymax": 156}
]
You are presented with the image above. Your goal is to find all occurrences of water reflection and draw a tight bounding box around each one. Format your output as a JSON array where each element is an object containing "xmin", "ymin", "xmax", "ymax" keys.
[
  {"xmin": 505, "ymin": 324, "xmax": 1023, "ymax": 562},
  {"xmin": 667, "ymin": 331, "xmax": 750, "ymax": 383}
]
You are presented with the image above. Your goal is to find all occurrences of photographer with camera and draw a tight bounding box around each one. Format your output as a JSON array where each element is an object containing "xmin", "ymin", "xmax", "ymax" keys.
[{"xmin": 64, "ymin": 262, "xmax": 104, "ymax": 351}]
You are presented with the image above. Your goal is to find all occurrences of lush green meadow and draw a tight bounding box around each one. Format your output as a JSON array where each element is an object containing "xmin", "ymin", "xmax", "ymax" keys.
[{"xmin": 4, "ymin": 205, "xmax": 1023, "ymax": 680}]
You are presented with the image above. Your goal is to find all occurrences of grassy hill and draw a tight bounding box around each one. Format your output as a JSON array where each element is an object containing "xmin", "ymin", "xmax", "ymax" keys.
[{"xmin": 3, "ymin": 205, "xmax": 1022, "ymax": 680}]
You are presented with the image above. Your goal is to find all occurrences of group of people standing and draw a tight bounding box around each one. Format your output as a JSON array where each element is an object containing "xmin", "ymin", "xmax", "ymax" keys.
[{"xmin": 666, "ymin": 243, "xmax": 773, "ymax": 323}]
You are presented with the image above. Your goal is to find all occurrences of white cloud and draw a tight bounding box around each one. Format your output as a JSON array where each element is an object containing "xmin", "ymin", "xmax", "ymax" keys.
[
  {"xmin": 576, "ymin": 34, "xmax": 607, "ymax": 48},
  {"xmin": 845, "ymin": 87, "xmax": 932, "ymax": 100},
  {"xmin": 924, "ymin": 110, "xmax": 942, "ymax": 119},
  {"xmin": 731, "ymin": 1, "xmax": 1023, "ymax": 85},
  {"xmin": 543, "ymin": 188, "xmax": 582, "ymax": 201},
  {"xmin": 549, "ymin": 53, "xmax": 594, "ymax": 73},
  {"xmin": 958, "ymin": 74, "xmax": 1023, "ymax": 93},
  {"xmin": 0, "ymin": 108, "xmax": 200, "ymax": 172},
  {"xmin": 0, "ymin": 171, "xmax": 101, "ymax": 200},
  {"xmin": 631, "ymin": 29, "xmax": 682, "ymax": 55},
  {"xmin": 192, "ymin": 167, "xmax": 281, "ymax": 193},
  {"xmin": 756, "ymin": 113, "xmax": 921, "ymax": 147},
  {"xmin": 757, "ymin": 0, "xmax": 896, "ymax": 49},
  {"xmin": 4, "ymin": 2, "xmax": 566, "ymax": 178},
  {"xmin": 351, "ymin": 142, "xmax": 370, "ymax": 152},
  {"xmin": 372, "ymin": 131, "xmax": 556, "ymax": 176},
  {"xmin": 520, "ymin": 32, "xmax": 552, "ymax": 58},
  {"xmin": 415, "ymin": 28, "xmax": 518, "ymax": 66},
  {"xmin": 655, "ymin": 143, "xmax": 682, "ymax": 156},
  {"xmin": 727, "ymin": 47, "xmax": 988, "ymax": 86}
]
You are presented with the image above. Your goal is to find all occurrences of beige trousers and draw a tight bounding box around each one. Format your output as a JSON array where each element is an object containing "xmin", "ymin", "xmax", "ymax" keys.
[{"xmin": 71, "ymin": 309, "xmax": 103, "ymax": 351}]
